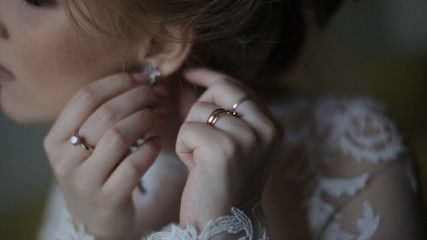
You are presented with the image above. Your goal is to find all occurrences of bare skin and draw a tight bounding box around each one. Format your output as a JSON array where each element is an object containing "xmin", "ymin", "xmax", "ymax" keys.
[{"xmin": 1, "ymin": 1, "xmax": 283, "ymax": 239}]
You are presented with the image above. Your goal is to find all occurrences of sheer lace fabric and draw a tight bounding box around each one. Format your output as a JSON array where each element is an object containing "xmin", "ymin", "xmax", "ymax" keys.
[
  {"xmin": 51, "ymin": 199, "xmax": 269, "ymax": 240},
  {"xmin": 270, "ymin": 96, "xmax": 421, "ymax": 240},
  {"xmin": 147, "ymin": 202, "xmax": 268, "ymax": 240}
]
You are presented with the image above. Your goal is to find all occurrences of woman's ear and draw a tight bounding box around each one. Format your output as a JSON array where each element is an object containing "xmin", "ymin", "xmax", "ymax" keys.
[{"xmin": 143, "ymin": 26, "xmax": 195, "ymax": 77}]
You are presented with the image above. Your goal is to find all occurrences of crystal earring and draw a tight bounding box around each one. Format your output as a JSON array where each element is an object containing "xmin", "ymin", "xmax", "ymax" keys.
[{"xmin": 143, "ymin": 63, "xmax": 161, "ymax": 86}]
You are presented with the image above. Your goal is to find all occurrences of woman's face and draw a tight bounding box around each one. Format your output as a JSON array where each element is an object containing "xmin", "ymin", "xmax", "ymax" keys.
[{"xmin": 0, "ymin": 0, "xmax": 132, "ymax": 124}]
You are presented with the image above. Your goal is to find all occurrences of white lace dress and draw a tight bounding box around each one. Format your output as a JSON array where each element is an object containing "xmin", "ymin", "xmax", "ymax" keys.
[{"xmin": 38, "ymin": 97, "xmax": 424, "ymax": 240}]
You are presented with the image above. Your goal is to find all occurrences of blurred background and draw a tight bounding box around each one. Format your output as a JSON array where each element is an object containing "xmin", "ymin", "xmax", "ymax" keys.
[{"xmin": 1, "ymin": 0, "xmax": 426, "ymax": 238}]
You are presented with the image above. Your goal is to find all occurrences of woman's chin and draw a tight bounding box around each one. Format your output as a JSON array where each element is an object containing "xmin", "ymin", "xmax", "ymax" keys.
[
  {"xmin": 1, "ymin": 90, "xmax": 55, "ymax": 125},
  {"xmin": 1, "ymin": 109, "xmax": 50, "ymax": 126},
  {"xmin": 1, "ymin": 102, "xmax": 51, "ymax": 126}
]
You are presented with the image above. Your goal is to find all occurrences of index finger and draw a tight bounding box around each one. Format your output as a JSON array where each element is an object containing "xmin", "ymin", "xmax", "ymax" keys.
[{"xmin": 50, "ymin": 73, "xmax": 136, "ymax": 141}]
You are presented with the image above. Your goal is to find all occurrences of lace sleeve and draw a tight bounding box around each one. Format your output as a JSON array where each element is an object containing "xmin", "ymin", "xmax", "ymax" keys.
[
  {"xmin": 271, "ymin": 97, "xmax": 425, "ymax": 240},
  {"xmin": 48, "ymin": 198, "xmax": 269, "ymax": 240},
  {"xmin": 147, "ymin": 199, "xmax": 268, "ymax": 240}
]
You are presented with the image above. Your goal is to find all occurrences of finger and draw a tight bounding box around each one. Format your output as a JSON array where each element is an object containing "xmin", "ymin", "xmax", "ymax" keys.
[
  {"xmin": 184, "ymin": 69, "xmax": 259, "ymax": 115},
  {"xmin": 188, "ymin": 73, "xmax": 281, "ymax": 143},
  {"xmin": 79, "ymin": 85, "xmax": 166, "ymax": 146},
  {"xmin": 185, "ymin": 102, "xmax": 260, "ymax": 151},
  {"xmin": 194, "ymin": 92, "xmax": 271, "ymax": 144},
  {"xmin": 50, "ymin": 73, "xmax": 136, "ymax": 141},
  {"xmin": 84, "ymin": 108, "xmax": 167, "ymax": 182},
  {"xmin": 176, "ymin": 121, "xmax": 234, "ymax": 169},
  {"xmin": 184, "ymin": 68, "xmax": 283, "ymax": 148},
  {"xmin": 101, "ymin": 137, "xmax": 162, "ymax": 204},
  {"xmin": 184, "ymin": 68, "xmax": 262, "ymax": 110},
  {"xmin": 200, "ymin": 82, "xmax": 258, "ymax": 114}
]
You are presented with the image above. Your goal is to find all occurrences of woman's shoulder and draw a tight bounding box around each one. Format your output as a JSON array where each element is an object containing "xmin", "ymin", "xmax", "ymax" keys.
[
  {"xmin": 263, "ymin": 95, "xmax": 424, "ymax": 239},
  {"xmin": 269, "ymin": 95, "xmax": 406, "ymax": 165}
]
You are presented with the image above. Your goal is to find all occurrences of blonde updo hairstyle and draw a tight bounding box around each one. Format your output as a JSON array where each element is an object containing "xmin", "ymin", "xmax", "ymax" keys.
[{"xmin": 65, "ymin": 0, "xmax": 344, "ymax": 88}]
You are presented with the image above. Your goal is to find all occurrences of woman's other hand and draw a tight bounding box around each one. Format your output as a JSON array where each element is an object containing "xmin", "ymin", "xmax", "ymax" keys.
[
  {"xmin": 44, "ymin": 73, "xmax": 168, "ymax": 240},
  {"xmin": 176, "ymin": 69, "xmax": 284, "ymax": 231}
]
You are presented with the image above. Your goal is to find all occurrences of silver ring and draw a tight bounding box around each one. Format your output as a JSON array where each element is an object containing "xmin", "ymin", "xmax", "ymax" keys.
[{"xmin": 231, "ymin": 95, "xmax": 251, "ymax": 116}]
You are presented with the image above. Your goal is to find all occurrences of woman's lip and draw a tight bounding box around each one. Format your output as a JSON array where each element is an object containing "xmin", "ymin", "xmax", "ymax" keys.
[{"xmin": 0, "ymin": 63, "xmax": 15, "ymax": 81}]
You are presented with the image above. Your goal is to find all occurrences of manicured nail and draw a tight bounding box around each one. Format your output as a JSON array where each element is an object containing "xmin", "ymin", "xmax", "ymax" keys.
[{"xmin": 131, "ymin": 72, "xmax": 150, "ymax": 84}]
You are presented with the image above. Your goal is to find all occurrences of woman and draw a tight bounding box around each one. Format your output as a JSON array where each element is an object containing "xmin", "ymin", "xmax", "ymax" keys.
[{"xmin": 0, "ymin": 0, "xmax": 424, "ymax": 239}]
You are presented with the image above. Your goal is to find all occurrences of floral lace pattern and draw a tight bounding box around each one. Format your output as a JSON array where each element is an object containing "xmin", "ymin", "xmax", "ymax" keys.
[
  {"xmin": 52, "ymin": 201, "xmax": 268, "ymax": 240},
  {"xmin": 321, "ymin": 200, "xmax": 380, "ymax": 240},
  {"xmin": 306, "ymin": 173, "xmax": 372, "ymax": 236},
  {"xmin": 315, "ymin": 98, "xmax": 406, "ymax": 163},
  {"xmin": 271, "ymin": 96, "xmax": 414, "ymax": 240},
  {"xmin": 147, "ymin": 207, "xmax": 258, "ymax": 240}
]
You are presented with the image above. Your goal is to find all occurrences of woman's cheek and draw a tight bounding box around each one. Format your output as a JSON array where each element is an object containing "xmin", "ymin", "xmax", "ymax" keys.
[
  {"xmin": 2, "ymin": 4, "xmax": 121, "ymax": 123},
  {"xmin": 9, "ymin": 37, "xmax": 83, "ymax": 122},
  {"xmin": 7, "ymin": 11, "xmax": 128, "ymax": 123}
]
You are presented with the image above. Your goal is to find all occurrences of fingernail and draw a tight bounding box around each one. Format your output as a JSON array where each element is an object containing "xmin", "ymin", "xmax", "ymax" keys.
[
  {"xmin": 130, "ymin": 72, "xmax": 150, "ymax": 84},
  {"xmin": 153, "ymin": 106, "xmax": 168, "ymax": 117}
]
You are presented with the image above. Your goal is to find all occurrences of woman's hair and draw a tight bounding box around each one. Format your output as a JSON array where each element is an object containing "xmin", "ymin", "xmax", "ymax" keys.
[{"xmin": 65, "ymin": 0, "xmax": 345, "ymax": 86}]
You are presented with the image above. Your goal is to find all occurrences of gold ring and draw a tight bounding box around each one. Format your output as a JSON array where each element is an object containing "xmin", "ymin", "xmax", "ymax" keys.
[
  {"xmin": 231, "ymin": 95, "xmax": 251, "ymax": 116},
  {"xmin": 206, "ymin": 108, "xmax": 232, "ymax": 127},
  {"xmin": 70, "ymin": 133, "xmax": 95, "ymax": 153}
]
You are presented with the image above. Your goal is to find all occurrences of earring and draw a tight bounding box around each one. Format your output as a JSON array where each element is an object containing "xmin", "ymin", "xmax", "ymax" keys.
[{"xmin": 143, "ymin": 63, "xmax": 161, "ymax": 86}]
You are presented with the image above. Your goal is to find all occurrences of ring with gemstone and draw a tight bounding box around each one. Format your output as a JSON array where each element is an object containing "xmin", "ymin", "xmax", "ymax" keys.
[
  {"xmin": 70, "ymin": 133, "xmax": 95, "ymax": 153},
  {"xmin": 126, "ymin": 137, "xmax": 147, "ymax": 156}
]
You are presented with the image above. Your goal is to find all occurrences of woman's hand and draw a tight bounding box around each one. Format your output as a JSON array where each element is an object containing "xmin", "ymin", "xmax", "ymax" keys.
[
  {"xmin": 44, "ymin": 73, "xmax": 168, "ymax": 240},
  {"xmin": 176, "ymin": 69, "xmax": 284, "ymax": 231}
]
